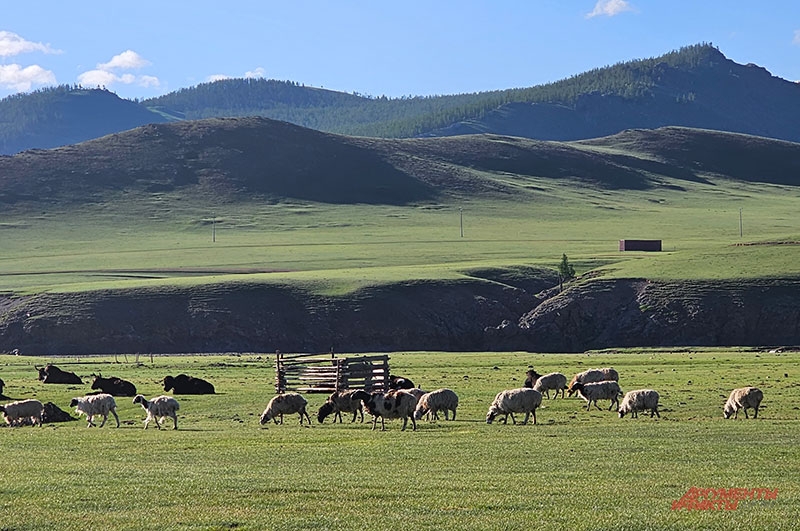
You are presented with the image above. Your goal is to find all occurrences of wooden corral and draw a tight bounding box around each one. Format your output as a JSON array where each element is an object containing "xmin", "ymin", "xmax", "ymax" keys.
[
  {"xmin": 275, "ymin": 351, "xmax": 390, "ymax": 394},
  {"xmin": 619, "ymin": 239, "xmax": 662, "ymax": 252}
]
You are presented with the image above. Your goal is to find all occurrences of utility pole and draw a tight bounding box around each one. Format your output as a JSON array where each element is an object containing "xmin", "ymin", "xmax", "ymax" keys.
[
  {"xmin": 739, "ymin": 208, "xmax": 743, "ymax": 238},
  {"xmin": 459, "ymin": 207, "xmax": 463, "ymax": 238},
  {"xmin": 212, "ymin": 215, "xmax": 216, "ymax": 243}
]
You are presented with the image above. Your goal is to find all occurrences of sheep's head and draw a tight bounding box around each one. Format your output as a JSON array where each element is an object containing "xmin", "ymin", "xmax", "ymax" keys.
[
  {"xmin": 618, "ymin": 408, "xmax": 627, "ymax": 418},
  {"xmin": 317, "ymin": 402, "xmax": 334, "ymax": 424},
  {"xmin": 259, "ymin": 410, "xmax": 272, "ymax": 425},
  {"xmin": 132, "ymin": 395, "xmax": 146, "ymax": 407},
  {"xmin": 413, "ymin": 406, "xmax": 429, "ymax": 421},
  {"xmin": 568, "ymin": 381, "xmax": 584, "ymax": 397},
  {"xmin": 723, "ymin": 404, "xmax": 734, "ymax": 419},
  {"xmin": 485, "ymin": 406, "xmax": 501, "ymax": 424},
  {"xmin": 69, "ymin": 398, "xmax": 80, "ymax": 408}
]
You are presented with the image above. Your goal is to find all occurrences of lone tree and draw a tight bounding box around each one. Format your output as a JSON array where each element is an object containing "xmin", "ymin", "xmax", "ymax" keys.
[{"xmin": 558, "ymin": 253, "xmax": 575, "ymax": 290}]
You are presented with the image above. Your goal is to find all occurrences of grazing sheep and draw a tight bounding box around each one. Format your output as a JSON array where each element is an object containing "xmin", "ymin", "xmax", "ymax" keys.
[
  {"xmin": 414, "ymin": 388, "xmax": 459, "ymax": 421},
  {"xmin": 133, "ymin": 394, "xmax": 180, "ymax": 430},
  {"xmin": 364, "ymin": 390, "xmax": 418, "ymax": 431},
  {"xmin": 0, "ymin": 399, "xmax": 44, "ymax": 427},
  {"xmin": 90, "ymin": 374, "xmax": 137, "ymax": 397},
  {"xmin": 69, "ymin": 394, "xmax": 120, "ymax": 428},
  {"xmin": 388, "ymin": 375, "xmax": 415, "ymax": 390},
  {"xmin": 618, "ymin": 389, "xmax": 660, "ymax": 418},
  {"xmin": 485, "ymin": 388, "xmax": 542, "ymax": 425},
  {"xmin": 162, "ymin": 374, "xmax": 215, "ymax": 394},
  {"xmin": 260, "ymin": 393, "xmax": 311, "ymax": 426},
  {"xmin": 723, "ymin": 387, "xmax": 763, "ymax": 419},
  {"xmin": 570, "ymin": 381, "xmax": 623, "ymax": 411},
  {"xmin": 567, "ymin": 367, "xmax": 619, "ymax": 396},
  {"xmin": 317, "ymin": 389, "xmax": 370, "ymax": 423},
  {"xmin": 533, "ymin": 372, "xmax": 569, "ymax": 399},
  {"xmin": 36, "ymin": 364, "xmax": 82, "ymax": 384}
]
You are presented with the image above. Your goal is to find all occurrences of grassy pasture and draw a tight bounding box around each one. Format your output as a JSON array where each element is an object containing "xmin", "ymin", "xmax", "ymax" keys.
[
  {"xmin": 1, "ymin": 172, "xmax": 799, "ymax": 295},
  {"xmin": 0, "ymin": 350, "xmax": 798, "ymax": 530}
]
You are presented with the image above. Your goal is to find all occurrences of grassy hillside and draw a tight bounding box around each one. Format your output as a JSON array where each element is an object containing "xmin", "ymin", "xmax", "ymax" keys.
[
  {"xmin": 0, "ymin": 120, "xmax": 798, "ymax": 296},
  {"xmin": 0, "ymin": 350, "xmax": 797, "ymax": 530}
]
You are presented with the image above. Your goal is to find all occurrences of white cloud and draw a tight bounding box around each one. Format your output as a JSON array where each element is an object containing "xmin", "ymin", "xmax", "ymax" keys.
[
  {"xmin": 76, "ymin": 50, "xmax": 159, "ymax": 91},
  {"xmin": 77, "ymin": 68, "xmax": 160, "ymax": 89},
  {"xmin": 586, "ymin": 0, "xmax": 635, "ymax": 19},
  {"xmin": 244, "ymin": 67, "xmax": 266, "ymax": 79},
  {"xmin": 97, "ymin": 50, "xmax": 151, "ymax": 71},
  {"xmin": 0, "ymin": 63, "xmax": 56, "ymax": 91},
  {"xmin": 0, "ymin": 30, "xmax": 61, "ymax": 58},
  {"xmin": 207, "ymin": 67, "xmax": 266, "ymax": 83},
  {"xmin": 793, "ymin": 30, "xmax": 800, "ymax": 46}
]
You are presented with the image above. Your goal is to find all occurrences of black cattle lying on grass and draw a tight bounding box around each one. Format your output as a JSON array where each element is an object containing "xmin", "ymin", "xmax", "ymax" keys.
[
  {"xmin": 163, "ymin": 374, "xmax": 215, "ymax": 394},
  {"xmin": 91, "ymin": 374, "xmax": 137, "ymax": 397},
  {"xmin": 0, "ymin": 377, "xmax": 5, "ymax": 398},
  {"xmin": 36, "ymin": 364, "xmax": 82, "ymax": 384}
]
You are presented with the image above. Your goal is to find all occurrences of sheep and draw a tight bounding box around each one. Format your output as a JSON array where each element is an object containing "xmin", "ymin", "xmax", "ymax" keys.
[
  {"xmin": 413, "ymin": 388, "xmax": 459, "ymax": 421},
  {"xmin": 317, "ymin": 389, "xmax": 370, "ymax": 423},
  {"xmin": 363, "ymin": 390, "xmax": 418, "ymax": 431},
  {"xmin": 533, "ymin": 372, "xmax": 569, "ymax": 399},
  {"xmin": 567, "ymin": 367, "xmax": 619, "ymax": 396},
  {"xmin": 618, "ymin": 389, "xmax": 660, "ymax": 418},
  {"xmin": 69, "ymin": 394, "xmax": 120, "ymax": 428},
  {"xmin": 36, "ymin": 364, "xmax": 82, "ymax": 384},
  {"xmin": 0, "ymin": 377, "xmax": 5, "ymax": 398},
  {"xmin": 90, "ymin": 374, "xmax": 137, "ymax": 397},
  {"xmin": 162, "ymin": 374, "xmax": 215, "ymax": 395},
  {"xmin": 260, "ymin": 393, "xmax": 311, "ymax": 426},
  {"xmin": 388, "ymin": 375, "xmax": 415, "ymax": 390},
  {"xmin": 723, "ymin": 387, "xmax": 763, "ymax": 419},
  {"xmin": 485, "ymin": 388, "xmax": 542, "ymax": 425},
  {"xmin": 133, "ymin": 394, "xmax": 180, "ymax": 430},
  {"xmin": 570, "ymin": 381, "xmax": 623, "ymax": 411},
  {"xmin": 523, "ymin": 369, "xmax": 541, "ymax": 389},
  {"xmin": 0, "ymin": 399, "xmax": 44, "ymax": 427}
]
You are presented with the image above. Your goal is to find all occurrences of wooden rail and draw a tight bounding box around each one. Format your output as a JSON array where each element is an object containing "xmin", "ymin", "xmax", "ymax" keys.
[{"xmin": 275, "ymin": 351, "xmax": 390, "ymax": 394}]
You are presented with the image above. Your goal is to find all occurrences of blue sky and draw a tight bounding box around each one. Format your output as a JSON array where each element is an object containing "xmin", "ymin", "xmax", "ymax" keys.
[{"xmin": 2, "ymin": 1, "xmax": 799, "ymax": 101}]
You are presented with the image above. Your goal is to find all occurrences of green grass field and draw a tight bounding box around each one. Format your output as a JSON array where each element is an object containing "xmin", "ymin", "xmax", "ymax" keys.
[
  {"xmin": 1, "ymin": 350, "xmax": 797, "ymax": 530},
  {"xmin": 2, "ymin": 170, "xmax": 799, "ymax": 295}
]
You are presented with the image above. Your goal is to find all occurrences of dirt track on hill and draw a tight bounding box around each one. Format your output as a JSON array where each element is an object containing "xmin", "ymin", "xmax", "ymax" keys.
[{"xmin": 0, "ymin": 274, "xmax": 798, "ymax": 355}]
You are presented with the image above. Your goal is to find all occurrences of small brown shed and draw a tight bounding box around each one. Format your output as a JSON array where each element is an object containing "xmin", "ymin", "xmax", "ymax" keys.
[{"xmin": 619, "ymin": 239, "xmax": 662, "ymax": 252}]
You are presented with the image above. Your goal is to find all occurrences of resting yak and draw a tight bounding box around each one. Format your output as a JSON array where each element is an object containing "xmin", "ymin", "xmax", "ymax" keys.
[
  {"xmin": 162, "ymin": 374, "xmax": 215, "ymax": 395},
  {"xmin": 36, "ymin": 364, "xmax": 82, "ymax": 384},
  {"xmin": 91, "ymin": 374, "xmax": 137, "ymax": 397}
]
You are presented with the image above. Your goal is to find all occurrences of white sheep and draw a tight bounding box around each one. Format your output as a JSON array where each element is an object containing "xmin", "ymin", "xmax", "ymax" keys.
[
  {"xmin": 618, "ymin": 389, "xmax": 660, "ymax": 418},
  {"xmin": 414, "ymin": 388, "xmax": 459, "ymax": 421},
  {"xmin": 723, "ymin": 387, "xmax": 763, "ymax": 419},
  {"xmin": 570, "ymin": 380, "xmax": 623, "ymax": 411},
  {"xmin": 485, "ymin": 388, "xmax": 542, "ymax": 425},
  {"xmin": 70, "ymin": 394, "xmax": 120, "ymax": 428},
  {"xmin": 133, "ymin": 394, "xmax": 180, "ymax": 430},
  {"xmin": 567, "ymin": 367, "xmax": 619, "ymax": 396},
  {"xmin": 0, "ymin": 399, "xmax": 44, "ymax": 427},
  {"xmin": 533, "ymin": 372, "xmax": 568, "ymax": 399},
  {"xmin": 260, "ymin": 392, "xmax": 311, "ymax": 426}
]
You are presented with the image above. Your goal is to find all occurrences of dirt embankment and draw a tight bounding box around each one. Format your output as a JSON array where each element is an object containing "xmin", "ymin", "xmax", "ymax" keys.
[{"xmin": 1, "ymin": 274, "xmax": 798, "ymax": 355}]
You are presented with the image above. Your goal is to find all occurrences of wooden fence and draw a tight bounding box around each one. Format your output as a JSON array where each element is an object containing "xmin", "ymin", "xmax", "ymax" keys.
[{"xmin": 274, "ymin": 351, "xmax": 390, "ymax": 394}]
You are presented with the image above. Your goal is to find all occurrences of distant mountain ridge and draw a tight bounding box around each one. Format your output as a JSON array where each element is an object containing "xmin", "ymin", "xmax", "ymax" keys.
[{"xmin": 1, "ymin": 44, "xmax": 800, "ymax": 155}]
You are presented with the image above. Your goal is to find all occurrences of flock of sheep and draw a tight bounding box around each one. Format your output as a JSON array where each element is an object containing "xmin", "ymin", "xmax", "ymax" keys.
[{"xmin": 0, "ymin": 363, "xmax": 765, "ymax": 431}]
